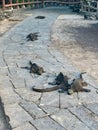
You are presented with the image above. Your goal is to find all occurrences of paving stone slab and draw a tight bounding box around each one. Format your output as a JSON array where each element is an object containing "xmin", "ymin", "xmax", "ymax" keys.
[
  {"xmin": 0, "ymin": 76, "xmax": 12, "ymax": 88},
  {"xmin": 51, "ymin": 109, "xmax": 91, "ymax": 130},
  {"xmin": 4, "ymin": 103, "xmax": 33, "ymax": 129},
  {"xmin": 77, "ymin": 85, "xmax": 98, "ymax": 104},
  {"xmin": 15, "ymin": 53, "xmax": 38, "ymax": 66},
  {"xmin": 20, "ymin": 100, "xmax": 46, "ymax": 119},
  {"xmin": 83, "ymin": 74, "xmax": 98, "ymax": 89},
  {"xmin": 31, "ymin": 73, "xmax": 49, "ymax": 85},
  {"xmin": 49, "ymin": 48, "xmax": 78, "ymax": 73},
  {"xmin": 0, "ymin": 68, "xmax": 8, "ymax": 76},
  {"xmin": 11, "ymin": 67, "xmax": 31, "ymax": 79},
  {"xmin": 83, "ymin": 103, "xmax": 98, "ymax": 116},
  {"xmin": 0, "ymin": 58, "xmax": 6, "ymax": 67},
  {"xmin": 8, "ymin": 66, "xmax": 19, "ymax": 76},
  {"xmin": 9, "ymin": 77, "xmax": 26, "ymax": 89},
  {"xmin": 0, "ymin": 87, "xmax": 21, "ymax": 105},
  {"xmin": 69, "ymin": 105, "xmax": 98, "ymax": 130},
  {"xmin": 60, "ymin": 92, "xmax": 79, "ymax": 108},
  {"xmin": 15, "ymin": 88, "xmax": 41, "ymax": 102},
  {"xmin": 40, "ymin": 91, "xmax": 60, "ymax": 107},
  {"xmin": 40, "ymin": 105, "xmax": 60, "ymax": 115},
  {"xmin": 3, "ymin": 49, "xmax": 20, "ymax": 58},
  {"xmin": 31, "ymin": 116, "xmax": 66, "ymax": 130},
  {"xmin": 12, "ymin": 122, "xmax": 36, "ymax": 130}
]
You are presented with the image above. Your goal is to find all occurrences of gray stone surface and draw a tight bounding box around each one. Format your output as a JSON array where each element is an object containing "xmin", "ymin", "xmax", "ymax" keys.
[
  {"xmin": 51, "ymin": 109, "xmax": 91, "ymax": 130},
  {"xmin": 12, "ymin": 122, "xmax": 36, "ymax": 130},
  {"xmin": 69, "ymin": 105, "xmax": 98, "ymax": 130},
  {"xmin": 40, "ymin": 91, "xmax": 59, "ymax": 107},
  {"xmin": 0, "ymin": 7, "xmax": 98, "ymax": 130},
  {"xmin": 31, "ymin": 116, "xmax": 66, "ymax": 130},
  {"xmin": 4, "ymin": 103, "xmax": 33, "ymax": 129},
  {"xmin": 20, "ymin": 100, "xmax": 45, "ymax": 119},
  {"xmin": 0, "ymin": 87, "xmax": 21, "ymax": 105},
  {"xmin": 83, "ymin": 103, "xmax": 98, "ymax": 116},
  {"xmin": 15, "ymin": 88, "xmax": 41, "ymax": 102}
]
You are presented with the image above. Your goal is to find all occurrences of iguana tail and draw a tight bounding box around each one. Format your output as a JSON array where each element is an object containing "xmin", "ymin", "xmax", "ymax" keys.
[{"xmin": 32, "ymin": 85, "xmax": 61, "ymax": 92}]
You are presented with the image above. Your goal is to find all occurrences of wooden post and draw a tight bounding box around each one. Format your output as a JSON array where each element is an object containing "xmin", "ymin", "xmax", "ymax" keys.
[
  {"xmin": 96, "ymin": 1, "xmax": 98, "ymax": 19},
  {"xmin": 22, "ymin": 0, "xmax": 25, "ymax": 8},
  {"xmin": 27, "ymin": 0, "xmax": 31, "ymax": 8},
  {"xmin": 9, "ymin": 0, "xmax": 13, "ymax": 9},
  {"xmin": 16, "ymin": 0, "xmax": 19, "ymax": 9},
  {"xmin": 42, "ymin": 0, "xmax": 44, "ymax": 8},
  {"xmin": 97, "ymin": 1, "xmax": 98, "ymax": 13},
  {"xmin": 88, "ymin": 1, "xmax": 90, "ymax": 14},
  {"xmin": 2, "ymin": 0, "xmax": 5, "ymax": 9},
  {"xmin": 81, "ymin": 0, "xmax": 83, "ymax": 11}
]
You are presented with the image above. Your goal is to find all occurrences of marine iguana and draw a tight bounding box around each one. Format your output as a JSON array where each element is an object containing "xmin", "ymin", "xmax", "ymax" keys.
[
  {"xmin": 21, "ymin": 61, "xmax": 45, "ymax": 75},
  {"xmin": 32, "ymin": 72, "xmax": 70, "ymax": 92},
  {"xmin": 68, "ymin": 72, "xmax": 91, "ymax": 95}
]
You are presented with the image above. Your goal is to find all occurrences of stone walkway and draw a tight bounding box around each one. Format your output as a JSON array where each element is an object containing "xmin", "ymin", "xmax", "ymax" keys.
[{"xmin": 0, "ymin": 7, "xmax": 98, "ymax": 130}]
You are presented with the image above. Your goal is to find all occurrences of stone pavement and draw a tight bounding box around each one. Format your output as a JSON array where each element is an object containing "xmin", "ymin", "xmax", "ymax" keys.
[{"xmin": 0, "ymin": 7, "xmax": 98, "ymax": 130}]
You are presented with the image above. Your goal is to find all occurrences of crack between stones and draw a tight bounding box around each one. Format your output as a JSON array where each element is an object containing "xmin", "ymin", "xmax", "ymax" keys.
[
  {"xmin": 83, "ymin": 104, "xmax": 98, "ymax": 117},
  {"xmin": 49, "ymin": 113, "xmax": 68, "ymax": 130},
  {"xmin": 9, "ymin": 79, "xmax": 16, "ymax": 89},
  {"xmin": 14, "ymin": 89, "xmax": 24, "ymax": 100},
  {"xmin": 19, "ymin": 100, "xmax": 52, "ymax": 120},
  {"xmin": 49, "ymin": 117, "xmax": 68, "ymax": 130},
  {"xmin": 9, "ymin": 79, "xmax": 29, "ymax": 101},
  {"xmin": 19, "ymin": 103, "xmax": 36, "ymax": 119},
  {"xmin": 2, "ymin": 51, "xmax": 11, "ymax": 75},
  {"xmin": 35, "ymin": 104, "xmax": 67, "ymax": 129},
  {"xmin": 37, "ymin": 93, "xmax": 43, "ymax": 106},
  {"xmin": 9, "ymin": 78, "xmax": 33, "ymax": 103},
  {"xmin": 14, "ymin": 89, "xmax": 32, "ymax": 102},
  {"xmin": 29, "ymin": 121, "xmax": 39, "ymax": 130}
]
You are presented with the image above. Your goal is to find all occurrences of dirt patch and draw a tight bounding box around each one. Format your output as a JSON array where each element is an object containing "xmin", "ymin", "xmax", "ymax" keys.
[
  {"xmin": 0, "ymin": 8, "xmax": 33, "ymax": 36},
  {"xmin": 51, "ymin": 15, "xmax": 98, "ymax": 82}
]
